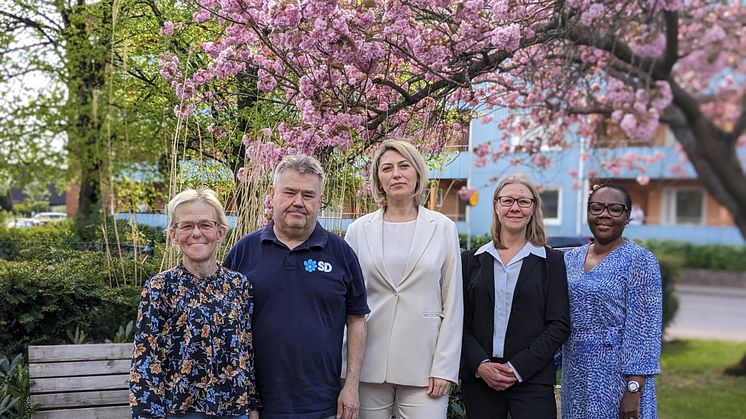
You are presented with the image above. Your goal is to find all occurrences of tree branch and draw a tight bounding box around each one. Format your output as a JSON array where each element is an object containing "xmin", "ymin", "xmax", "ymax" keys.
[
  {"xmin": 726, "ymin": 92, "xmax": 746, "ymax": 143},
  {"xmin": 0, "ymin": 10, "xmax": 60, "ymax": 46},
  {"xmin": 371, "ymin": 77, "xmax": 412, "ymax": 102},
  {"xmin": 660, "ymin": 11, "xmax": 679, "ymax": 75}
]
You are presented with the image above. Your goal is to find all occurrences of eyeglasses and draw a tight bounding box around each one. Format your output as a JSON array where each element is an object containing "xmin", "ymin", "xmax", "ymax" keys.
[
  {"xmin": 173, "ymin": 221, "xmax": 219, "ymax": 234},
  {"xmin": 496, "ymin": 196, "xmax": 535, "ymax": 208},
  {"xmin": 587, "ymin": 202, "xmax": 628, "ymax": 217}
]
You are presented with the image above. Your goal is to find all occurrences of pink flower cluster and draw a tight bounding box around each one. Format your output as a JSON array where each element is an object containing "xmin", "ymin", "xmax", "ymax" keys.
[
  {"xmin": 157, "ymin": 0, "xmax": 744, "ymax": 183},
  {"xmin": 458, "ymin": 186, "xmax": 477, "ymax": 202}
]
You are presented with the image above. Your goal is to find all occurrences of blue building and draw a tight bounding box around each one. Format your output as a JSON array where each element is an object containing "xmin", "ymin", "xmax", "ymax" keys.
[{"xmin": 428, "ymin": 116, "xmax": 745, "ymax": 245}]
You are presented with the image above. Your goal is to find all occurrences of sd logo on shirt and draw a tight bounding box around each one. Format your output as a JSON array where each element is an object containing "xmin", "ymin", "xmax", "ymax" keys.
[{"xmin": 304, "ymin": 258, "xmax": 333, "ymax": 273}]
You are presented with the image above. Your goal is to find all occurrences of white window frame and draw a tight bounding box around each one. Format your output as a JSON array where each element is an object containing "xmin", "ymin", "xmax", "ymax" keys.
[
  {"xmin": 540, "ymin": 186, "xmax": 562, "ymax": 226},
  {"xmin": 662, "ymin": 187, "xmax": 706, "ymax": 225}
]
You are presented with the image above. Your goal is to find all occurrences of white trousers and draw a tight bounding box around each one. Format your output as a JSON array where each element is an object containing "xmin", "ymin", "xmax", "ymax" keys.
[{"xmin": 358, "ymin": 382, "xmax": 449, "ymax": 419}]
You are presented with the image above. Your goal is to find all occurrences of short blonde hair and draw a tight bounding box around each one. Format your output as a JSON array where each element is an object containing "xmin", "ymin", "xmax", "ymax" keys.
[
  {"xmin": 167, "ymin": 188, "xmax": 229, "ymax": 230},
  {"xmin": 369, "ymin": 140, "xmax": 429, "ymax": 207},
  {"xmin": 490, "ymin": 174, "xmax": 547, "ymax": 249},
  {"xmin": 273, "ymin": 154, "xmax": 326, "ymax": 193}
]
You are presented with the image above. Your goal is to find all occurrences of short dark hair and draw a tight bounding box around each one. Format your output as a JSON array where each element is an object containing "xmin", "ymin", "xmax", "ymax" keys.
[{"xmin": 589, "ymin": 183, "xmax": 632, "ymax": 210}]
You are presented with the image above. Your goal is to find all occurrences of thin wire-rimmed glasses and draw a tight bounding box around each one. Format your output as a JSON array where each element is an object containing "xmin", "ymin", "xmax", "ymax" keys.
[
  {"xmin": 496, "ymin": 196, "xmax": 535, "ymax": 208},
  {"xmin": 173, "ymin": 221, "xmax": 219, "ymax": 234},
  {"xmin": 587, "ymin": 202, "xmax": 628, "ymax": 217}
]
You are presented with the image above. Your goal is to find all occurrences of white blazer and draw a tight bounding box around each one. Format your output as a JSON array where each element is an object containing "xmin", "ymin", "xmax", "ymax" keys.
[{"xmin": 344, "ymin": 206, "xmax": 463, "ymax": 386}]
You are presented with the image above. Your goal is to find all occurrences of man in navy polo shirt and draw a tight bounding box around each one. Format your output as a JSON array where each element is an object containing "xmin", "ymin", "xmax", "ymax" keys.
[{"xmin": 225, "ymin": 154, "xmax": 369, "ymax": 419}]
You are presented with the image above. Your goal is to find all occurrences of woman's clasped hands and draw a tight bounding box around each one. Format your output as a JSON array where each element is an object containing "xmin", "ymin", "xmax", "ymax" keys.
[{"xmin": 477, "ymin": 361, "xmax": 517, "ymax": 390}]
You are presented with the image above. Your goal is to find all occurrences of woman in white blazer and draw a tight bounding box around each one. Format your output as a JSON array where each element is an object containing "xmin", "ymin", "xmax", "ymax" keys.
[{"xmin": 345, "ymin": 139, "xmax": 463, "ymax": 419}]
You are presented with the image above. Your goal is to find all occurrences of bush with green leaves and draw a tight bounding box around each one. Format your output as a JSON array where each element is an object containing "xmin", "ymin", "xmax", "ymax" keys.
[
  {"xmin": 638, "ymin": 240, "xmax": 746, "ymax": 272},
  {"xmin": 458, "ymin": 234, "xmax": 491, "ymax": 250},
  {"xmin": 0, "ymin": 353, "xmax": 35, "ymax": 418},
  {"xmin": 0, "ymin": 223, "xmax": 77, "ymax": 261},
  {"xmin": 657, "ymin": 254, "xmax": 681, "ymax": 333},
  {"xmin": 0, "ymin": 255, "xmax": 145, "ymax": 355}
]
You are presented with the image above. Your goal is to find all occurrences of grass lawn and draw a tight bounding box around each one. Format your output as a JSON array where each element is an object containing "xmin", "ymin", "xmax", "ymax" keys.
[{"xmin": 658, "ymin": 339, "xmax": 746, "ymax": 419}]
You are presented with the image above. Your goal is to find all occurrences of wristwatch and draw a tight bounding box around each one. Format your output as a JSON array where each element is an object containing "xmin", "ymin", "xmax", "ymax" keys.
[{"xmin": 626, "ymin": 380, "xmax": 642, "ymax": 393}]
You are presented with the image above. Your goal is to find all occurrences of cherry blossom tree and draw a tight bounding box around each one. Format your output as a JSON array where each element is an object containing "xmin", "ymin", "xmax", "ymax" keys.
[{"xmin": 167, "ymin": 0, "xmax": 746, "ymax": 237}]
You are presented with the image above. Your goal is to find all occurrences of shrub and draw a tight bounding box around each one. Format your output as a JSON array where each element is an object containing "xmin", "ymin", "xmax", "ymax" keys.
[
  {"xmin": 639, "ymin": 240, "xmax": 746, "ymax": 272},
  {"xmin": 0, "ymin": 255, "xmax": 146, "ymax": 355},
  {"xmin": 103, "ymin": 218, "xmax": 167, "ymax": 245},
  {"xmin": 459, "ymin": 234, "xmax": 491, "ymax": 250},
  {"xmin": 657, "ymin": 254, "xmax": 681, "ymax": 333},
  {"xmin": 0, "ymin": 353, "xmax": 35, "ymax": 418},
  {"xmin": 0, "ymin": 223, "xmax": 77, "ymax": 261}
]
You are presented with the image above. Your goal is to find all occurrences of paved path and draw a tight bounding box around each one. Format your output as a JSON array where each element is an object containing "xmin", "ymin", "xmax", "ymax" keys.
[{"xmin": 665, "ymin": 285, "xmax": 746, "ymax": 341}]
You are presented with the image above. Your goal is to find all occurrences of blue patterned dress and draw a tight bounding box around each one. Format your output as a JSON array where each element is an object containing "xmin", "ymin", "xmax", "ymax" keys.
[
  {"xmin": 561, "ymin": 241, "xmax": 662, "ymax": 419},
  {"xmin": 129, "ymin": 264, "xmax": 261, "ymax": 418}
]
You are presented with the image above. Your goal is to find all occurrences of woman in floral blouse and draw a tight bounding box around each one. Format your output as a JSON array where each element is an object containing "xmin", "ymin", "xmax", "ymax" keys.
[{"xmin": 130, "ymin": 188, "xmax": 260, "ymax": 419}]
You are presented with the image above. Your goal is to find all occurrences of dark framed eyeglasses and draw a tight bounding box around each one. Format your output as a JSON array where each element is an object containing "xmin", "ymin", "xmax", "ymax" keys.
[
  {"xmin": 587, "ymin": 202, "xmax": 628, "ymax": 217},
  {"xmin": 496, "ymin": 196, "xmax": 535, "ymax": 208}
]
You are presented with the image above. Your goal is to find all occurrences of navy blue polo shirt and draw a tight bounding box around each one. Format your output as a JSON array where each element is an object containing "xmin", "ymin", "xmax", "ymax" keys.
[{"xmin": 224, "ymin": 222, "xmax": 369, "ymax": 419}]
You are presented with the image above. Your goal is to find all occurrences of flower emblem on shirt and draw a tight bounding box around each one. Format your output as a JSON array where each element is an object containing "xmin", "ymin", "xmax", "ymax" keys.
[{"xmin": 304, "ymin": 258, "xmax": 318, "ymax": 272}]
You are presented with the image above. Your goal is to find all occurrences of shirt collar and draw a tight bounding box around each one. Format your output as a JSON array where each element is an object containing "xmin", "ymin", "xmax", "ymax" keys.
[
  {"xmin": 474, "ymin": 240, "xmax": 547, "ymax": 261},
  {"xmin": 260, "ymin": 221, "xmax": 328, "ymax": 249}
]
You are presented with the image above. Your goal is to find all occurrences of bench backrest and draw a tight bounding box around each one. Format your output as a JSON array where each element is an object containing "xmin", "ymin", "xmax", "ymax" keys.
[{"xmin": 28, "ymin": 343, "xmax": 133, "ymax": 419}]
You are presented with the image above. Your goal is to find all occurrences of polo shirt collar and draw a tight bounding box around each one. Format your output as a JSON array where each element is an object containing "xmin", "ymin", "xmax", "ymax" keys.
[{"xmin": 260, "ymin": 221, "xmax": 328, "ymax": 250}]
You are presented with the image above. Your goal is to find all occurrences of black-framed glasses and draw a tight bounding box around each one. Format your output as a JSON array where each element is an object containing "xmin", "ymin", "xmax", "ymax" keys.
[
  {"xmin": 587, "ymin": 202, "xmax": 628, "ymax": 217},
  {"xmin": 173, "ymin": 220, "xmax": 219, "ymax": 234},
  {"xmin": 496, "ymin": 196, "xmax": 535, "ymax": 208}
]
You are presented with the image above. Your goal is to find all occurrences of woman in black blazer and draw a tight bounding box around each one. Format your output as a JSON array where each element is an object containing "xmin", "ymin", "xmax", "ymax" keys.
[{"xmin": 460, "ymin": 175, "xmax": 570, "ymax": 419}]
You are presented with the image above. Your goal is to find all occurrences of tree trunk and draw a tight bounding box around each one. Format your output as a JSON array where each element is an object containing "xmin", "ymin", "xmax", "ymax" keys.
[
  {"xmin": 666, "ymin": 82, "xmax": 746, "ymax": 239},
  {"xmin": 62, "ymin": 0, "xmax": 111, "ymax": 222},
  {"xmin": 0, "ymin": 189, "xmax": 12, "ymax": 212}
]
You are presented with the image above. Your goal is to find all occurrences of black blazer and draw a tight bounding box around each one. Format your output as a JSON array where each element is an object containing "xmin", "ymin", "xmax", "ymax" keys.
[{"xmin": 460, "ymin": 246, "xmax": 570, "ymax": 385}]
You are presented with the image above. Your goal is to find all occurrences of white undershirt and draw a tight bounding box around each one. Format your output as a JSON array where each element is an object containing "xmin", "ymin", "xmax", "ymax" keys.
[{"xmin": 382, "ymin": 220, "xmax": 416, "ymax": 286}]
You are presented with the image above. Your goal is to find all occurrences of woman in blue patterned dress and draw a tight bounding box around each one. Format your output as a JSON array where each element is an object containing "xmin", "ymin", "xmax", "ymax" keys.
[
  {"xmin": 130, "ymin": 188, "xmax": 260, "ymax": 419},
  {"xmin": 561, "ymin": 184, "xmax": 662, "ymax": 419}
]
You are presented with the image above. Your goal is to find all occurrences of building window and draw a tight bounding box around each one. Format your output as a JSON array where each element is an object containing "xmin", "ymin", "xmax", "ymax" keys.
[
  {"xmin": 431, "ymin": 179, "xmax": 467, "ymax": 221},
  {"xmin": 663, "ymin": 188, "xmax": 705, "ymax": 225},
  {"xmin": 540, "ymin": 188, "xmax": 561, "ymax": 225}
]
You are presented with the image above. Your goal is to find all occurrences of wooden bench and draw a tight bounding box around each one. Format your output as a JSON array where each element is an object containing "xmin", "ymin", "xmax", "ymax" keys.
[{"xmin": 28, "ymin": 343, "xmax": 133, "ymax": 419}]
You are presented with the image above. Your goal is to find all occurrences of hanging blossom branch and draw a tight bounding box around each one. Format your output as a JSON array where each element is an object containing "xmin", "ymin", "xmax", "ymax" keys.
[{"xmin": 155, "ymin": 0, "xmax": 746, "ymax": 235}]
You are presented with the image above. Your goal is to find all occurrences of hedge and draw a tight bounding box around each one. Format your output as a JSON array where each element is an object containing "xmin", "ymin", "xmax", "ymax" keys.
[
  {"xmin": 0, "ymin": 255, "xmax": 149, "ymax": 355},
  {"xmin": 639, "ymin": 240, "xmax": 746, "ymax": 272}
]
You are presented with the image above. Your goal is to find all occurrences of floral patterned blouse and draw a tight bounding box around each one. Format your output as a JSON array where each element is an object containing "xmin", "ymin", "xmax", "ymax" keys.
[{"xmin": 130, "ymin": 264, "xmax": 261, "ymax": 418}]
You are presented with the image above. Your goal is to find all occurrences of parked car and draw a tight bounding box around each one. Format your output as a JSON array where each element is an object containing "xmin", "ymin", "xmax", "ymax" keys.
[
  {"xmin": 6, "ymin": 218, "xmax": 41, "ymax": 228},
  {"xmin": 32, "ymin": 212, "xmax": 67, "ymax": 224},
  {"xmin": 548, "ymin": 236, "xmax": 592, "ymax": 249}
]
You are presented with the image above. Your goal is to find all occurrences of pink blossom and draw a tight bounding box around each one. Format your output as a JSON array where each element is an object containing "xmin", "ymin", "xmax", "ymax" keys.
[
  {"xmin": 580, "ymin": 4, "xmax": 605, "ymax": 25},
  {"xmin": 173, "ymin": 103, "xmax": 194, "ymax": 119},
  {"xmin": 490, "ymin": 23, "xmax": 521, "ymax": 52},
  {"xmin": 158, "ymin": 55, "xmax": 180, "ymax": 81},
  {"xmin": 159, "ymin": 0, "xmax": 743, "ymax": 196},
  {"xmin": 160, "ymin": 21, "xmax": 175, "ymax": 37},
  {"xmin": 458, "ymin": 186, "xmax": 477, "ymax": 201},
  {"xmin": 531, "ymin": 154, "xmax": 551, "ymax": 170},
  {"xmin": 236, "ymin": 168, "xmax": 247, "ymax": 182},
  {"xmin": 636, "ymin": 175, "xmax": 650, "ymax": 186},
  {"xmin": 193, "ymin": 9, "xmax": 211, "ymax": 23}
]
